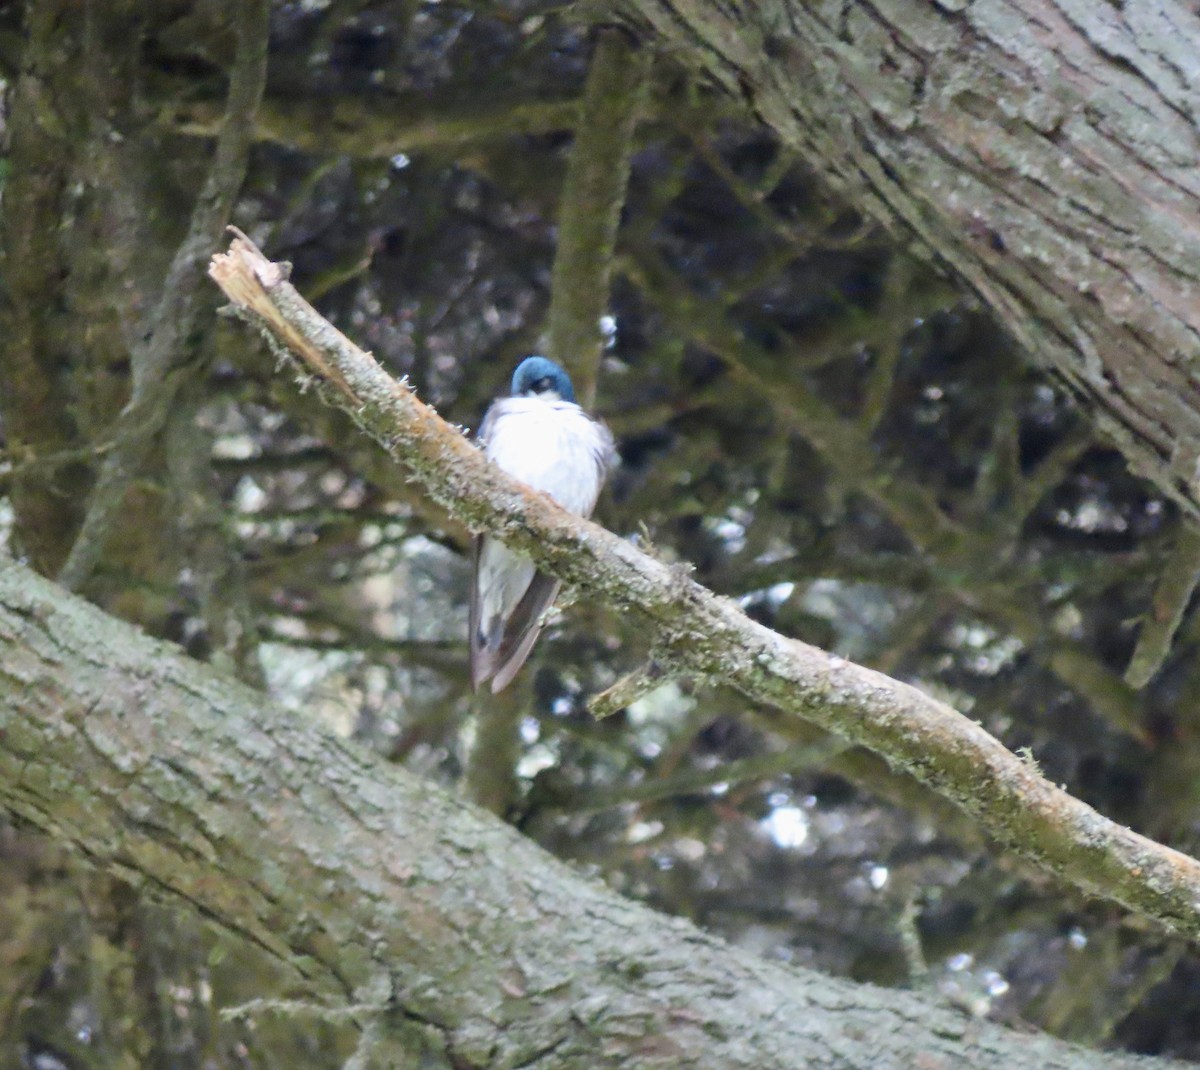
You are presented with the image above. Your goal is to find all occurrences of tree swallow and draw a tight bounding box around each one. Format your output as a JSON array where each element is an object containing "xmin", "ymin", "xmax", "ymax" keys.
[{"xmin": 470, "ymin": 356, "xmax": 615, "ymax": 692}]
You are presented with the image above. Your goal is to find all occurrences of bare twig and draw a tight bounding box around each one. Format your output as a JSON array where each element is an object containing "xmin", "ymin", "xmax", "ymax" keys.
[
  {"xmin": 859, "ymin": 255, "xmax": 916, "ymax": 433},
  {"xmin": 897, "ymin": 897, "xmax": 930, "ymax": 989},
  {"xmin": 590, "ymin": 658, "xmax": 671, "ymax": 718},
  {"xmin": 565, "ymin": 736, "xmax": 850, "ymax": 813},
  {"xmin": 210, "ymin": 233, "xmax": 1200, "ymax": 942},
  {"xmin": 1008, "ymin": 423, "xmax": 1093, "ymax": 533},
  {"xmin": 1125, "ymin": 528, "xmax": 1200, "ymax": 689}
]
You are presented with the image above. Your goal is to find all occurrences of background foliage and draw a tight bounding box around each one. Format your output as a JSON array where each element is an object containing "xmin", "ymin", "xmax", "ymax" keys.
[{"xmin": 1, "ymin": 1, "xmax": 1198, "ymax": 1065}]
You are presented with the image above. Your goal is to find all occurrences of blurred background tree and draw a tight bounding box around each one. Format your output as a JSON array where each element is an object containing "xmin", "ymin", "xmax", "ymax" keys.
[{"xmin": 1, "ymin": 0, "xmax": 1199, "ymax": 1066}]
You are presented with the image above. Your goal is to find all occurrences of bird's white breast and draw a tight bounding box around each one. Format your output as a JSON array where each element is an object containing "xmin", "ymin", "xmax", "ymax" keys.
[{"xmin": 482, "ymin": 395, "xmax": 613, "ymax": 517}]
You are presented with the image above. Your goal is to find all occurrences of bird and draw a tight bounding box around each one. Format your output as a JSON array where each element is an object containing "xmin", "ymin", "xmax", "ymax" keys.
[{"xmin": 470, "ymin": 355, "xmax": 615, "ymax": 692}]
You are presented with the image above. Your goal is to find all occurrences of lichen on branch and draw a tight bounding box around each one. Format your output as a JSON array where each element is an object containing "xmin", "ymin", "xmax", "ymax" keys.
[{"xmin": 210, "ymin": 233, "xmax": 1200, "ymax": 944}]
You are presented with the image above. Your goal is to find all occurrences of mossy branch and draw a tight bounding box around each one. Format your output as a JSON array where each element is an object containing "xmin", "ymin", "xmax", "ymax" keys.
[
  {"xmin": 210, "ymin": 232, "xmax": 1200, "ymax": 943},
  {"xmin": 164, "ymin": 91, "xmax": 582, "ymax": 158},
  {"xmin": 1, "ymin": 555, "xmax": 1185, "ymax": 1069},
  {"xmin": 545, "ymin": 29, "xmax": 649, "ymax": 406},
  {"xmin": 57, "ymin": 0, "xmax": 271, "ymax": 592}
]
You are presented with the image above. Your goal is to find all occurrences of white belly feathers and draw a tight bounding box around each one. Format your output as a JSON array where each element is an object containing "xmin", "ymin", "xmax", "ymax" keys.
[{"xmin": 482, "ymin": 395, "xmax": 613, "ymax": 516}]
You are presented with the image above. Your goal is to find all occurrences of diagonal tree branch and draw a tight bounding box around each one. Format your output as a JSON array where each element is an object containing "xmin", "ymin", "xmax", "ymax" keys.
[
  {"xmin": 1125, "ymin": 527, "xmax": 1200, "ymax": 689},
  {"xmin": 619, "ymin": 242, "xmax": 1147, "ymax": 739},
  {"xmin": 0, "ymin": 556, "xmax": 1188, "ymax": 1070},
  {"xmin": 209, "ymin": 233, "xmax": 1200, "ymax": 942}
]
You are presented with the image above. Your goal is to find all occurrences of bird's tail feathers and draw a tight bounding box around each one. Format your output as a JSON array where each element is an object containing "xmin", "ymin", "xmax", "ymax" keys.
[
  {"xmin": 470, "ymin": 574, "xmax": 560, "ymax": 692},
  {"xmin": 489, "ymin": 618, "xmax": 547, "ymax": 693},
  {"xmin": 469, "ymin": 617, "xmax": 503, "ymax": 691}
]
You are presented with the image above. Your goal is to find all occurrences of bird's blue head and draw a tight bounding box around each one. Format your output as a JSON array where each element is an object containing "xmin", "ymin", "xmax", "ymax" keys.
[{"xmin": 511, "ymin": 356, "xmax": 576, "ymax": 403}]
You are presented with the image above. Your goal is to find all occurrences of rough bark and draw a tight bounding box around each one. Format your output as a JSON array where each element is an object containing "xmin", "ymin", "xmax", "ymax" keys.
[
  {"xmin": 209, "ymin": 236, "xmax": 1200, "ymax": 942},
  {"xmin": 0, "ymin": 0, "xmax": 96, "ymax": 572},
  {"xmin": 57, "ymin": 0, "xmax": 270, "ymax": 592},
  {"xmin": 0, "ymin": 557, "xmax": 1186, "ymax": 1070},
  {"xmin": 619, "ymin": 0, "xmax": 1200, "ymax": 519},
  {"xmin": 0, "ymin": 0, "xmax": 255, "ymax": 615}
]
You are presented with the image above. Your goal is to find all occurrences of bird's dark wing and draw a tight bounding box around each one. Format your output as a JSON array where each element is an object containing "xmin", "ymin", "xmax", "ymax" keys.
[
  {"xmin": 475, "ymin": 401, "xmax": 499, "ymax": 445},
  {"xmin": 488, "ymin": 570, "xmax": 560, "ymax": 693},
  {"xmin": 469, "ymin": 532, "xmax": 561, "ymax": 692},
  {"xmin": 468, "ymin": 534, "xmax": 488, "ymax": 689},
  {"xmin": 469, "ymin": 405, "xmax": 502, "ymax": 690}
]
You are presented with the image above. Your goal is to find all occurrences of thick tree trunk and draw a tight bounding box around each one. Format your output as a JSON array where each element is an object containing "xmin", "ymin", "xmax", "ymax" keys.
[
  {"xmin": 0, "ymin": 0, "xmax": 242, "ymax": 604},
  {"xmin": 0, "ymin": 557, "xmax": 1187, "ymax": 1070},
  {"xmin": 622, "ymin": 0, "xmax": 1200, "ymax": 516}
]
